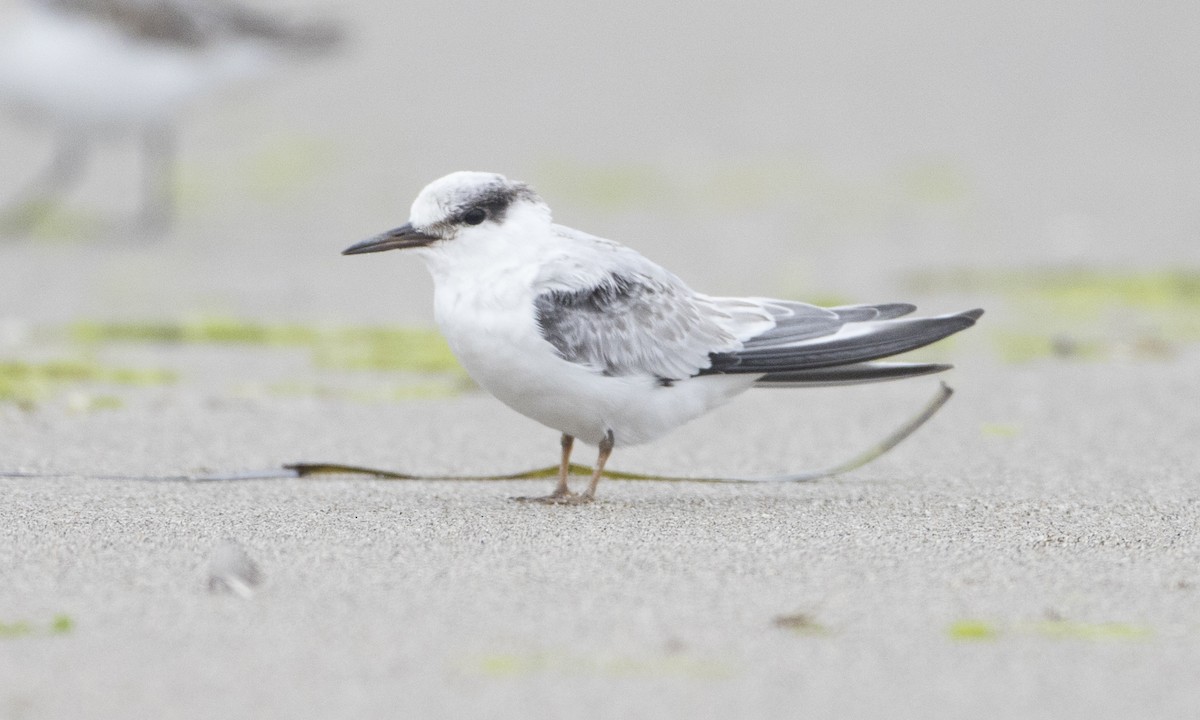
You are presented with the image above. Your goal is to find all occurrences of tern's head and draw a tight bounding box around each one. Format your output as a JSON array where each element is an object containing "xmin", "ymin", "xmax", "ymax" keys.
[{"xmin": 342, "ymin": 171, "xmax": 547, "ymax": 258}]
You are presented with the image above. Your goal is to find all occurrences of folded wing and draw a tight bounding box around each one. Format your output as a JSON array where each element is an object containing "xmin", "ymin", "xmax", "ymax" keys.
[
  {"xmin": 534, "ymin": 272, "xmax": 742, "ymax": 381},
  {"xmin": 698, "ymin": 307, "xmax": 983, "ymax": 377},
  {"xmin": 532, "ymin": 228, "xmax": 981, "ymax": 384}
]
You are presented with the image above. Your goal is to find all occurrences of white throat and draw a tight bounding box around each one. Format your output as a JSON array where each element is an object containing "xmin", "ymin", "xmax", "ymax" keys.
[{"xmin": 415, "ymin": 200, "xmax": 554, "ymax": 285}]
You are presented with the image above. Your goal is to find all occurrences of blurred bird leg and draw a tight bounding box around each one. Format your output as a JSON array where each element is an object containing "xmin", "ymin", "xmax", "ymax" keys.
[
  {"xmin": 0, "ymin": 0, "xmax": 345, "ymax": 237},
  {"xmin": 0, "ymin": 131, "xmax": 89, "ymax": 236},
  {"xmin": 138, "ymin": 124, "xmax": 175, "ymax": 236}
]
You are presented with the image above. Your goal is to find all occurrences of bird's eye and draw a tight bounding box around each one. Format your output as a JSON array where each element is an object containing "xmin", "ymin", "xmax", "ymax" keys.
[{"xmin": 462, "ymin": 208, "xmax": 487, "ymax": 225}]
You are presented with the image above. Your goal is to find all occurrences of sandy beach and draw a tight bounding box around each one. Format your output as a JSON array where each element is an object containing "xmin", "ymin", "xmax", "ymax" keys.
[{"xmin": 2, "ymin": 0, "xmax": 1199, "ymax": 717}]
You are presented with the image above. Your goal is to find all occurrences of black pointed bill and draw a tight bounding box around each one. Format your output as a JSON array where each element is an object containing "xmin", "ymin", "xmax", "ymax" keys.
[{"xmin": 342, "ymin": 223, "xmax": 438, "ymax": 255}]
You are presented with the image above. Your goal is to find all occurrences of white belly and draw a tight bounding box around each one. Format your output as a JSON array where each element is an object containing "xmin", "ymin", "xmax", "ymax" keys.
[{"xmin": 435, "ymin": 287, "xmax": 756, "ymax": 447}]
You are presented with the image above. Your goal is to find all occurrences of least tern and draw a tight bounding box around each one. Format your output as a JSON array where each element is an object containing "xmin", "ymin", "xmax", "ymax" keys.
[{"xmin": 345, "ymin": 171, "xmax": 982, "ymax": 503}]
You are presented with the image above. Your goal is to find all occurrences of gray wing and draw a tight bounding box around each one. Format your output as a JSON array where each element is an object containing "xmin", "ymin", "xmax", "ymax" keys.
[
  {"xmin": 751, "ymin": 361, "xmax": 953, "ymax": 387},
  {"xmin": 534, "ymin": 272, "xmax": 738, "ymax": 381},
  {"xmin": 699, "ymin": 307, "xmax": 983, "ymax": 375},
  {"xmin": 41, "ymin": 0, "xmax": 340, "ymax": 51},
  {"xmin": 532, "ymin": 268, "xmax": 979, "ymax": 381},
  {"xmin": 535, "ymin": 224, "xmax": 979, "ymax": 381},
  {"xmin": 713, "ymin": 299, "xmax": 918, "ymax": 347}
]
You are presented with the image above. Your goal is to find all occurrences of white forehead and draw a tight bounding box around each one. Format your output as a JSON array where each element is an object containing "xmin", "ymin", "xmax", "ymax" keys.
[{"xmin": 409, "ymin": 171, "xmax": 516, "ymax": 226}]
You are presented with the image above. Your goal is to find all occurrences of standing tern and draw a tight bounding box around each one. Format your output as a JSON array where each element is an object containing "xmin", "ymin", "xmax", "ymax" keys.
[{"xmin": 344, "ymin": 171, "xmax": 982, "ymax": 503}]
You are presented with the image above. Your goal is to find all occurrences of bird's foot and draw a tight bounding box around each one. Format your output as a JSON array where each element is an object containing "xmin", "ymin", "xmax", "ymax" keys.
[{"xmin": 512, "ymin": 490, "xmax": 594, "ymax": 505}]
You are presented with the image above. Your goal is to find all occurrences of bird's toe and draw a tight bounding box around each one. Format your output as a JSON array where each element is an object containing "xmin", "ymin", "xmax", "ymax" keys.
[{"xmin": 511, "ymin": 491, "xmax": 594, "ymax": 505}]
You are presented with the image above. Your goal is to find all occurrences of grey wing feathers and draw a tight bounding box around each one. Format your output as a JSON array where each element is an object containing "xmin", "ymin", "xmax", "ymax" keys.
[
  {"xmin": 752, "ymin": 361, "xmax": 953, "ymax": 387},
  {"xmin": 828, "ymin": 303, "xmax": 917, "ymax": 321},
  {"xmin": 532, "ymin": 226, "xmax": 980, "ymax": 384},
  {"xmin": 42, "ymin": 0, "xmax": 342, "ymax": 51},
  {"xmin": 534, "ymin": 273, "xmax": 736, "ymax": 380},
  {"xmin": 700, "ymin": 308, "xmax": 982, "ymax": 375},
  {"xmin": 742, "ymin": 301, "xmax": 918, "ymax": 346}
]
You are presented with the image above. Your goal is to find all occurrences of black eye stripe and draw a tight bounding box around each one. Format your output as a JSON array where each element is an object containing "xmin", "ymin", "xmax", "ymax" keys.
[{"xmin": 451, "ymin": 182, "xmax": 538, "ymax": 226}]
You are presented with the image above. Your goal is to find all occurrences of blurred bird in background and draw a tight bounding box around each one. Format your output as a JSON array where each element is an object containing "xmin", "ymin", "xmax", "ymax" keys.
[{"xmin": 0, "ymin": 0, "xmax": 341, "ymax": 237}]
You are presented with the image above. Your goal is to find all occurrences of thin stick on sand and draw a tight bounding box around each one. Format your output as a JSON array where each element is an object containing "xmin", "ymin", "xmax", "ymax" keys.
[
  {"xmin": 0, "ymin": 383, "xmax": 953, "ymax": 484},
  {"xmin": 254, "ymin": 382, "xmax": 954, "ymax": 484}
]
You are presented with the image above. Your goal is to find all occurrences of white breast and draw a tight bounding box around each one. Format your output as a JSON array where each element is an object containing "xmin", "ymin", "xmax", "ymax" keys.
[{"xmin": 428, "ymin": 256, "xmax": 755, "ymax": 447}]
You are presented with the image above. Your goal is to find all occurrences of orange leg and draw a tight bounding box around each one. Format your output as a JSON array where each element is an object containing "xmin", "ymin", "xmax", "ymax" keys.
[
  {"xmin": 550, "ymin": 433, "xmax": 574, "ymax": 497},
  {"xmin": 583, "ymin": 430, "xmax": 614, "ymax": 500}
]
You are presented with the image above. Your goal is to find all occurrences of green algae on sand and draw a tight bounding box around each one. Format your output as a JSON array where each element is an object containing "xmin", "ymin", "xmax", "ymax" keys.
[
  {"xmin": 773, "ymin": 612, "xmax": 832, "ymax": 636},
  {"xmin": 69, "ymin": 318, "xmax": 464, "ymax": 374},
  {"xmin": 0, "ymin": 614, "xmax": 74, "ymax": 639},
  {"xmin": 948, "ymin": 620, "xmax": 999, "ymax": 641},
  {"xmin": 0, "ymin": 359, "xmax": 174, "ymax": 407},
  {"xmin": 910, "ymin": 267, "xmax": 1200, "ymax": 362},
  {"xmin": 948, "ymin": 618, "xmax": 1152, "ymax": 642}
]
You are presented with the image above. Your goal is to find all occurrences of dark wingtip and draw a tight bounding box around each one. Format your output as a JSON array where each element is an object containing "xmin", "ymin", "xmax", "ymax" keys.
[
  {"xmin": 752, "ymin": 361, "xmax": 955, "ymax": 385},
  {"xmin": 961, "ymin": 308, "xmax": 985, "ymax": 322}
]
